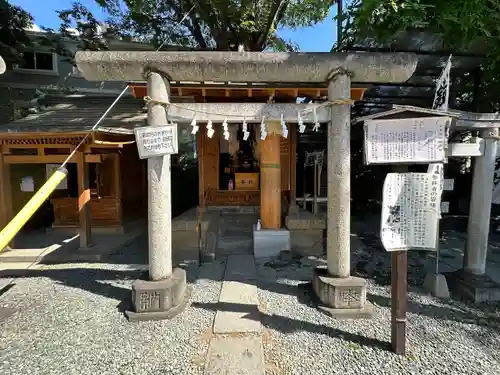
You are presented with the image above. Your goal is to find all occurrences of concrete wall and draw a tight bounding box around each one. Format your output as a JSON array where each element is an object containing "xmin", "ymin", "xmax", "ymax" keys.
[{"xmin": 0, "ymin": 53, "xmax": 127, "ymax": 94}]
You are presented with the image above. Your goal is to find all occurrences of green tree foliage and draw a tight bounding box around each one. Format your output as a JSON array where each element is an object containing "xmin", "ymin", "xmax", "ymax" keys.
[
  {"xmin": 339, "ymin": 0, "xmax": 500, "ymax": 112},
  {"xmin": 339, "ymin": 0, "xmax": 495, "ymax": 209},
  {"xmin": 341, "ymin": 0, "xmax": 500, "ymax": 50},
  {"xmin": 57, "ymin": 0, "xmax": 334, "ymax": 52},
  {"xmin": 0, "ymin": 0, "xmax": 33, "ymax": 68}
]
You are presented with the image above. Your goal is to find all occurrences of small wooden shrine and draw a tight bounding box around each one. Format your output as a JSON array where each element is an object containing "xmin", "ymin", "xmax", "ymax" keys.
[
  {"xmin": 130, "ymin": 81, "xmax": 367, "ymax": 226},
  {"xmin": 0, "ymin": 95, "xmax": 147, "ymax": 248}
]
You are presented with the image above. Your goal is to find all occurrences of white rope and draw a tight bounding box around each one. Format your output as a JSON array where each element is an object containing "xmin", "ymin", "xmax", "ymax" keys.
[{"xmin": 143, "ymin": 96, "xmax": 354, "ymax": 119}]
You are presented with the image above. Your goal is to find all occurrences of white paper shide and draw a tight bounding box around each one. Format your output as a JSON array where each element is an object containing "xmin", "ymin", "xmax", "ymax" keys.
[
  {"xmin": 364, "ymin": 117, "xmax": 450, "ymax": 164},
  {"xmin": 134, "ymin": 124, "xmax": 178, "ymax": 159},
  {"xmin": 381, "ymin": 173, "xmax": 441, "ymax": 251}
]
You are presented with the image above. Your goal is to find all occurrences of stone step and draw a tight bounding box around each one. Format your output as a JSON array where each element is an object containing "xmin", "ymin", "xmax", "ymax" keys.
[
  {"xmin": 219, "ymin": 233, "xmax": 253, "ymax": 239},
  {"xmin": 216, "ymin": 247, "xmax": 253, "ymax": 257},
  {"xmin": 220, "ymin": 227, "xmax": 253, "ymax": 232},
  {"xmin": 222, "ymin": 226, "xmax": 255, "ymax": 233},
  {"xmin": 218, "ymin": 237, "xmax": 253, "ymax": 248}
]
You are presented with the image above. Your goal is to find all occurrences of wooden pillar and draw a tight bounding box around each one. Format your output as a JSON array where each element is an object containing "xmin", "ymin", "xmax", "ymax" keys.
[
  {"xmin": 113, "ymin": 154, "xmax": 122, "ymax": 224},
  {"xmin": 197, "ymin": 130, "xmax": 205, "ymax": 208},
  {"xmin": 289, "ymin": 123, "xmax": 298, "ymax": 214},
  {"xmin": 77, "ymin": 149, "xmax": 92, "ymax": 248},
  {"xmin": 0, "ymin": 146, "xmax": 14, "ymax": 248},
  {"xmin": 260, "ymin": 121, "xmax": 281, "ymax": 229}
]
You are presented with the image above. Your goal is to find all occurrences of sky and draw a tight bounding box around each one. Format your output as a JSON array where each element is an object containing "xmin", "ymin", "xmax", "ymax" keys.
[{"xmin": 10, "ymin": 0, "xmax": 338, "ymax": 52}]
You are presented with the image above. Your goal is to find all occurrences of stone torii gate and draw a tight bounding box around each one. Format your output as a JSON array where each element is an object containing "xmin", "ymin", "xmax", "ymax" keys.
[{"xmin": 76, "ymin": 51, "xmax": 417, "ymax": 320}]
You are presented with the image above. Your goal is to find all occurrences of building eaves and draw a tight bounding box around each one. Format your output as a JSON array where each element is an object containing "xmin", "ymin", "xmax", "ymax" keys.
[{"xmin": 0, "ymin": 95, "xmax": 147, "ymax": 135}]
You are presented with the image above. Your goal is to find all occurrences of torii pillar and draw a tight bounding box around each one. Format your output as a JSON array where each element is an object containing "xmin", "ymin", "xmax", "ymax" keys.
[
  {"xmin": 132, "ymin": 71, "xmax": 189, "ymax": 320},
  {"xmin": 447, "ymin": 127, "xmax": 500, "ymax": 303},
  {"xmin": 311, "ymin": 71, "xmax": 375, "ymax": 318},
  {"xmin": 75, "ymin": 50, "xmax": 417, "ymax": 320}
]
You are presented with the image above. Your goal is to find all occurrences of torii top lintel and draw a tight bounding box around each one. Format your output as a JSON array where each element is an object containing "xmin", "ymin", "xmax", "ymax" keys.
[{"xmin": 75, "ymin": 51, "xmax": 418, "ymax": 84}]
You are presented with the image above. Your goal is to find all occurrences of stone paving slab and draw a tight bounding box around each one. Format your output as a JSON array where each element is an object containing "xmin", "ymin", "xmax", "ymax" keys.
[
  {"xmin": 213, "ymin": 255, "xmax": 261, "ymax": 334},
  {"xmin": 0, "ymin": 230, "xmax": 143, "ymax": 263},
  {"xmin": 0, "ymin": 245, "xmax": 61, "ymax": 263},
  {"xmin": 203, "ymin": 336, "xmax": 264, "ymax": 375}
]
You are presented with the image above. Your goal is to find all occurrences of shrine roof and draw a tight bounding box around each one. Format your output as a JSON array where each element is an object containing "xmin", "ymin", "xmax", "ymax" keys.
[
  {"xmin": 0, "ymin": 95, "xmax": 148, "ymax": 135},
  {"xmin": 353, "ymin": 105, "xmax": 500, "ymax": 128},
  {"xmin": 75, "ymin": 51, "xmax": 418, "ymax": 84}
]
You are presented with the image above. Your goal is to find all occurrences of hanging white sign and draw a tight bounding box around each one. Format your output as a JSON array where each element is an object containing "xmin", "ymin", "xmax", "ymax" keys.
[
  {"xmin": 134, "ymin": 124, "xmax": 178, "ymax": 159},
  {"xmin": 364, "ymin": 117, "xmax": 450, "ymax": 164},
  {"xmin": 427, "ymin": 163, "xmax": 445, "ymax": 218},
  {"xmin": 381, "ymin": 173, "xmax": 441, "ymax": 251},
  {"xmin": 20, "ymin": 176, "xmax": 34, "ymax": 192}
]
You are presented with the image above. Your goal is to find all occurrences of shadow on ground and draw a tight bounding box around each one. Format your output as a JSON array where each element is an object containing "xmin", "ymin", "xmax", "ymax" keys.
[{"xmin": 191, "ymin": 300, "xmax": 392, "ymax": 351}]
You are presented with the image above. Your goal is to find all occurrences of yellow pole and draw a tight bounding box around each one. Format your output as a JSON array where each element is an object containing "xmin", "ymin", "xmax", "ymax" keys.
[{"xmin": 0, "ymin": 167, "xmax": 68, "ymax": 252}]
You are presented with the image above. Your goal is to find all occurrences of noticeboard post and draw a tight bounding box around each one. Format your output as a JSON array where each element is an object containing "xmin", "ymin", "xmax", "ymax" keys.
[
  {"xmin": 364, "ymin": 116, "xmax": 450, "ymax": 355},
  {"xmin": 134, "ymin": 124, "xmax": 179, "ymax": 159}
]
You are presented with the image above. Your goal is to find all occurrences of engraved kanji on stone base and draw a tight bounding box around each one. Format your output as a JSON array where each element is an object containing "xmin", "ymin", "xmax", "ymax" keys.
[
  {"xmin": 338, "ymin": 288, "xmax": 361, "ymax": 307},
  {"xmin": 139, "ymin": 291, "xmax": 161, "ymax": 312},
  {"xmin": 312, "ymin": 266, "xmax": 367, "ymax": 309},
  {"xmin": 131, "ymin": 268, "xmax": 186, "ymax": 314}
]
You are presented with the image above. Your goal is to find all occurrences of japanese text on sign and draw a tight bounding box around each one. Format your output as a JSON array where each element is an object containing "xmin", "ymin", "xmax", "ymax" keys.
[
  {"xmin": 364, "ymin": 117, "xmax": 450, "ymax": 164},
  {"xmin": 134, "ymin": 124, "xmax": 178, "ymax": 159},
  {"xmin": 381, "ymin": 173, "xmax": 441, "ymax": 251}
]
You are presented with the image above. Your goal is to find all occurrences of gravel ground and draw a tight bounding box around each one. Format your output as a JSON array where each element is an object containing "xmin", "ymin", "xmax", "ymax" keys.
[
  {"xmin": 2, "ymin": 226, "xmax": 500, "ymax": 375},
  {"xmin": 258, "ymin": 234, "xmax": 500, "ymax": 375},
  {"xmin": 0, "ymin": 242, "xmax": 226, "ymax": 375}
]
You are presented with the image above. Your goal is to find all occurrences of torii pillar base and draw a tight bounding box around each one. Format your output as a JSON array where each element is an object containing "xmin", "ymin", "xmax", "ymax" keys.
[
  {"xmin": 444, "ymin": 270, "xmax": 500, "ymax": 303},
  {"xmin": 312, "ymin": 266, "xmax": 374, "ymax": 319},
  {"xmin": 125, "ymin": 268, "xmax": 190, "ymax": 321}
]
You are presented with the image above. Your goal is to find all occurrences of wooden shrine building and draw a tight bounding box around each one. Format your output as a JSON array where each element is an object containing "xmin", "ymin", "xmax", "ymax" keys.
[
  {"xmin": 131, "ymin": 81, "xmax": 366, "ymax": 217},
  {"xmin": 0, "ymin": 81, "xmax": 366, "ymax": 250},
  {"xmin": 0, "ymin": 95, "xmax": 147, "ymax": 248}
]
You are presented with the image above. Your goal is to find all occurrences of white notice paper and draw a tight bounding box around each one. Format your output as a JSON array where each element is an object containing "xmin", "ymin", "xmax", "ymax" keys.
[
  {"xmin": 20, "ymin": 176, "xmax": 34, "ymax": 192},
  {"xmin": 364, "ymin": 117, "xmax": 450, "ymax": 164},
  {"xmin": 134, "ymin": 124, "xmax": 178, "ymax": 159},
  {"xmin": 381, "ymin": 173, "xmax": 441, "ymax": 251}
]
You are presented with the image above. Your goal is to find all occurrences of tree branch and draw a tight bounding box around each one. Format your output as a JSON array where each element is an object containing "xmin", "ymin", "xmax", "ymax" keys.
[
  {"xmin": 165, "ymin": 0, "xmax": 209, "ymax": 49},
  {"xmin": 256, "ymin": 0, "xmax": 289, "ymax": 49},
  {"xmin": 195, "ymin": 1, "xmax": 230, "ymax": 49}
]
